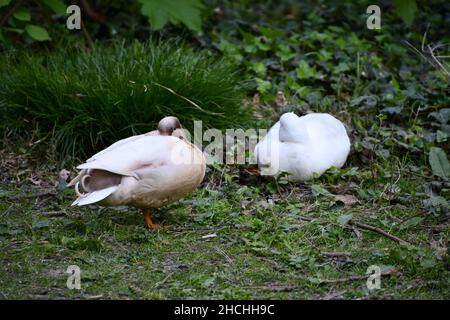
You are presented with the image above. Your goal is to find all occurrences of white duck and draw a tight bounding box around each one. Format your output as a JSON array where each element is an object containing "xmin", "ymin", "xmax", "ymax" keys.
[
  {"xmin": 68, "ymin": 116, "xmax": 206, "ymax": 229},
  {"xmin": 254, "ymin": 112, "xmax": 350, "ymax": 181}
]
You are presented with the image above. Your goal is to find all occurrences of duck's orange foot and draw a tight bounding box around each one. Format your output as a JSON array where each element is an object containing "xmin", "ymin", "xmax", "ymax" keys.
[{"xmin": 142, "ymin": 209, "xmax": 159, "ymax": 230}]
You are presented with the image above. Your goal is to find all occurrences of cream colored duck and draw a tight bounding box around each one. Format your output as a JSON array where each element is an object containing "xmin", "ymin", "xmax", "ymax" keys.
[
  {"xmin": 254, "ymin": 112, "xmax": 350, "ymax": 181},
  {"xmin": 68, "ymin": 116, "xmax": 206, "ymax": 229}
]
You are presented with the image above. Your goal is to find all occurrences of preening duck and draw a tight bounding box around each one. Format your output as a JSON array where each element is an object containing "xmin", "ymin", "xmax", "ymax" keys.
[
  {"xmin": 254, "ymin": 112, "xmax": 350, "ymax": 181},
  {"xmin": 68, "ymin": 116, "xmax": 206, "ymax": 229}
]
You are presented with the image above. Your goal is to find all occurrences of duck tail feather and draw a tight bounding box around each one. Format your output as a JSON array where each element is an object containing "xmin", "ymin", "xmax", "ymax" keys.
[{"xmin": 71, "ymin": 185, "xmax": 118, "ymax": 206}]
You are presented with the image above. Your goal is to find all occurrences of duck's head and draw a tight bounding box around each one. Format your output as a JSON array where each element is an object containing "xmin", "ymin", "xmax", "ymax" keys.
[{"xmin": 158, "ymin": 116, "xmax": 182, "ymax": 136}]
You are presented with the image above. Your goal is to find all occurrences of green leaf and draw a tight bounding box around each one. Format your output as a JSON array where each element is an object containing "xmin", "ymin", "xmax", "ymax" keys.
[
  {"xmin": 138, "ymin": 0, "xmax": 204, "ymax": 32},
  {"xmin": 202, "ymin": 277, "xmax": 215, "ymax": 288},
  {"xmin": 420, "ymin": 258, "xmax": 437, "ymax": 269},
  {"xmin": 430, "ymin": 196, "xmax": 448, "ymax": 207},
  {"xmin": 255, "ymin": 78, "xmax": 271, "ymax": 94},
  {"xmin": 251, "ymin": 61, "xmax": 266, "ymax": 76},
  {"xmin": 333, "ymin": 61, "xmax": 350, "ymax": 74},
  {"xmin": 310, "ymin": 184, "xmax": 334, "ymax": 197},
  {"xmin": 429, "ymin": 108, "xmax": 450, "ymax": 124},
  {"xmin": 259, "ymin": 26, "xmax": 285, "ymax": 39},
  {"xmin": 276, "ymin": 44, "xmax": 295, "ymax": 62},
  {"xmin": 399, "ymin": 217, "xmax": 424, "ymax": 230},
  {"xmin": 393, "ymin": 0, "xmax": 417, "ymax": 25},
  {"xmin": 337, "ymin": 214, "xmax": 353, "ymax": 226},
  {"xmin": 25, "ymin": 24, "xmax": 50, "ymax": 41},
  {"xmin": 32, "ymin": 218, "xmax": 51, "ymax": 229},
  {"xmin": 436, "ymin": 130, "xmax": 448, "ymax": 143},
  {"xmin": 296, "ymin": 60, "xmax": 317, "ymax": 79},
  {"xmin": 335, "ymin": 38, "xmax": 345, "ymax": 50},
  {"xmin": 13, "ymin": 8, "xmax": 31, "ymax": 21},
  {"xmin": 318, "ymin": 49, "xmax": 332, "ymax": 62},
  {"xmin": 42, "ymin": 0, "xmax": 66, "ymax": 14},
  {"xmin": 0, "ymin": 0, "xmax": 11, "ymax": 8},
  {"xmin": 429, "ymin": 147, "xmax": 450, "ymax": 179}
]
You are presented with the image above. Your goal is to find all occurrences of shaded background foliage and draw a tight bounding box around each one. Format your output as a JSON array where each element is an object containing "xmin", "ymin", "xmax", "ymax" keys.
[{"xmin": 0, "ymin": 0, "xmax": 449, "ymax": 172}]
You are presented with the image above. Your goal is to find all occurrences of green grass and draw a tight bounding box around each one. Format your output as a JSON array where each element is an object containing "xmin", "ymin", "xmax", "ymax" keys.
[
  {"xmin": 0, "ymin": 155, "xmax": 448, "ymax": 299},
  {"xmin": 0, "ymin": 40, "xmax": 252, "ymax": 162}
]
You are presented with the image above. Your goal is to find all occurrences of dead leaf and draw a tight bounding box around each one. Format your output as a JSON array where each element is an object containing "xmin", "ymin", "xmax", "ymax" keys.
[
  {"xmin": 275, "ymin": 91, "xmax": 287, "ymax": 107},
  {"xmin": 28, "ymin": 176, "xmax": 43, "ymax": 186},
  {"xmin": 430, "ymin": 237, "xmax": 447, "ymax": 259},
  {"xmin": 252, "ymin": 93, "xmax": 261, "ymax": 106},
  {"xmin": 335, "ymin": 194, "xmax": 359, "ymax": 207}
]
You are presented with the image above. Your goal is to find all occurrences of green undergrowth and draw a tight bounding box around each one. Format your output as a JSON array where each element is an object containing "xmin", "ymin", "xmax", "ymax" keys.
[
  {"xmin": 0, "ymin": 156, "xmax": 448, "ymax": 299},
  {"xmin": 0, "ymin": 40, "xmax": 252, "ymax": 162}
]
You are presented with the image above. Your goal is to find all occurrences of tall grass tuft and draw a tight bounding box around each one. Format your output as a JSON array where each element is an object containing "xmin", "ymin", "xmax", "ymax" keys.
[{"xmin": 0, "ymin": 41, "xmax": 252, "ymax": 161}]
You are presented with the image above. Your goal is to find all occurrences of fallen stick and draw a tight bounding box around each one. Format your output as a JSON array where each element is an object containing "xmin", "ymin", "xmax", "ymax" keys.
[
  {"xmin": 214, "ymin": 246, "xmax": 233, "ymax": 264},
  {"xmin": 154, "ymin": 272, "xmax": 173, "ymax": 288},
  {"xmin": 243, "ymin": 285, "xmax": 296, "ymax": 292},
  {"xmin": 349, "ymin": 220, "xmax": 407, "ymax": 244},
  {"xmin": 40, "ymin": 210, "xmax": 66, "ymax": 217},
  {"xmin": 257, "ymin": 256, "xmax": 288, "ymax": 272},
  {"xmin": 320, "ymin": 269, "xmax": 399, "ymax": 284},
  {"xmin": 298, "ymin": 215, "xmax": 408, "ymax": 244}
]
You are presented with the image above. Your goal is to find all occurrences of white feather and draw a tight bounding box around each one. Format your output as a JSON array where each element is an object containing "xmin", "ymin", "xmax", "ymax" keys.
[
  {"xmin": 255, "ymin": 112, "xmax": 351, "ymax": 181},
  {"xmin": 71, "ymin": 185, "xmax": 118, "ymax": 206}
]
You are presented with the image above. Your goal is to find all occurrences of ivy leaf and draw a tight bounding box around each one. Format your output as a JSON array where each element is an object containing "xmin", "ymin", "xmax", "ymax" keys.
[
  {"xmin": 429, "ymin": 147, "xmax": 450, "ymax": 179},
  {"xmin": 0, "ymin": 0, "xmax": 11, "ymax": 8},
  {"xmin": 311, "ymin": 184, "xmax": 334, "ymax": 197},
  {"xmin": 42, "ymin": 0, "xmax": 66, "ymax": 14},
  {"xmin": 337, "ymin": 214, "xmax": 353, "ymax": 226},
  {"xmin": 251, "ymin": 61, "xmax": 266, "ymax": 77},
  {"xmin": 420, "ymin": 258, "xmax": 437, "ymax": 269},
  {"xmin": 393, "ymin": 0, "xmax": 417, "ymax": 26},
  {"xmin": 255, "ymin": 78, "xmax": 271, "ymax": 94},
  {"xmin": 333, "ymin": 61, "xmax": 350, "ymax": 74},
  {"xmin": 13, "ymin": 8, "xmax": 31, "ymax": 21},
  {"xmin": 430, "ymin": 196, "xmax": 448, "ymax": 207},
  {"xmin": 296, "ymin": 60, "xmax": 316, "ymax": 79},
  {"xmin": 32, "ymin": 218, "xmax": 51, "ymax": 229},
  {"xmin": 276, "ymin": 44, "xmax": 295, "ymax": 62},
  {"xmin": 138, "ymin": 0, "xmax": 204, "ymax": 32},
  {"xmin": 399, "ymin": 217, "xmax": 424, "ymax": 230},
  {"xmin": 259, "ymin": 26, "xmax": 285, "ymax": 39},
  {"xmin": 436, "ymin": 130, "xmax": 448, "ymax": 143},
  {"xmin": 429, "ymin": 108, "xmax": 450, "ymax": 124},
  {"xmin": 25, "ymin": 24, "xmax": 51, "ymax": 41}
]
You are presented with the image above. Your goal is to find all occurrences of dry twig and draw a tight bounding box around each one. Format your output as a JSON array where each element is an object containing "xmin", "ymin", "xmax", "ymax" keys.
[
  {"xmin": 349, "ymin": 220, "xmax": 407, "ymax": 244},
  {"xmin": 404, "ymin": 27, "xmax": 450, "ymax": 78},
  {"xmin": 320, "ymin": 268, "xmax": 398, "ymax": 284}
]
